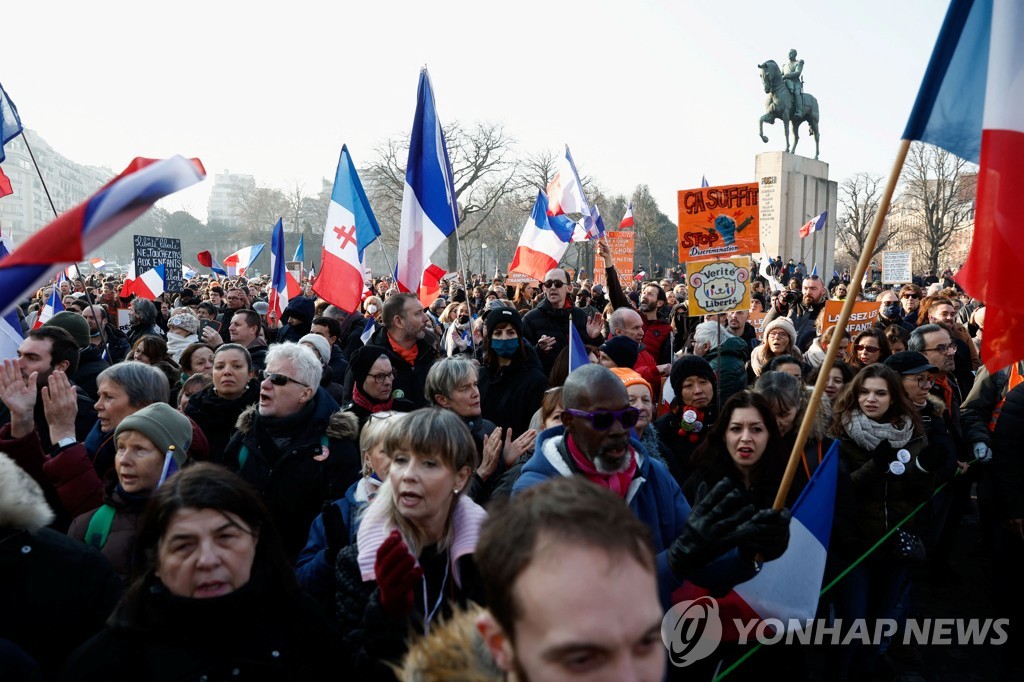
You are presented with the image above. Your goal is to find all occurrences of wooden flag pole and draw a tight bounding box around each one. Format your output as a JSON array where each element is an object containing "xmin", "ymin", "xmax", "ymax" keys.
[{"xmin": 772, "ymin": 139, "xmax": 911, "ymax": 511}]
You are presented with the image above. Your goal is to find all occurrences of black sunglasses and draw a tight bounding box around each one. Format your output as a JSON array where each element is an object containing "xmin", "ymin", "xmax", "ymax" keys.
[
  {"xmin": 261, "ymin": 370, "xmax": 309, "ymax": 388},
  {"xmin": 543, "ymin": 280, "xmax": 566, "ymax": 289}
]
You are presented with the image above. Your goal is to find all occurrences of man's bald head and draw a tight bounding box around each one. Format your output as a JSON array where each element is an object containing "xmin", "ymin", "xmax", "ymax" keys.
[
  {"xmin": 541, "ymin": 268, "xmax": 570, "ymax": 308},
  {"xmin": 563, "ymin": 364, "xmax": 627, "ymax": 410}
]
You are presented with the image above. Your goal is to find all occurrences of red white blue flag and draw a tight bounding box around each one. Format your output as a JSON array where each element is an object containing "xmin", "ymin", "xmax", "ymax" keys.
[
  {"xmin": 619, "ymin": 201, "xmax": 635, "ymax": 229},
  {"xmin": 32, "ymin": 287, "xmax": 65, "ymax": 330},
  {"xmin": 509, "ymin": 191, "xmax": 573, "ymax": 281},
  {"xmin": 222, "ymin": 244, "xmax": 264, "ymax": 278},
  {"xmin": 396, "ymin": 69, "xmax": 458, "ymax": 307},
  {"xmin": 313, "ymin": 145, "xmax": 381, "ymax": 312},
  {"xmin": 0, "ymin": 82, "xmax": 22, "ymax": 164},
  {"xmin": 0, "ymin": 156, "xmax": 205, "ymax": 317},
  {"xmin": 798, "ymin": 211, "xmax": 827, "ymax": 238},
  {"xmin": 268, "ymin": 218, "xmax": 290, "ymax": 322}
]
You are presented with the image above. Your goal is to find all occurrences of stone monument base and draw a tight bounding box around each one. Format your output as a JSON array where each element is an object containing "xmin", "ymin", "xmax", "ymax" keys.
[{"xmin": 755, "ymin": 152, "xmax": 838, "ymax": 280}]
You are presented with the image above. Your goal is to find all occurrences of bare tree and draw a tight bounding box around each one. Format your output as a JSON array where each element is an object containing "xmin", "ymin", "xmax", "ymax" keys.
[
  {"xmin": 365, "ymin": 121, "xmax": 524, "ymax": 271},
  {"xmin": 899, "ymin": 142, "xmax": 976, "ymax": 274},
  {"xmin": 836, "ymin": 172, "xmax": 893, "ymax": 263},
  {"xmin": 630, "ymin": 184, "xmax": 676, "ymax": 274},
  {"xmin": 232, "ymin": 185, "xmax": 288, "ymax": 238}
]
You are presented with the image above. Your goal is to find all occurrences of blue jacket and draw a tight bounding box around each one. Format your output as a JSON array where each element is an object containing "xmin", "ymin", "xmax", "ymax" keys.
[
  {"xmin": 513, "ymin": 426, "xmax": 756, "ymax": 606},
  {"xmin": 295, "ymin": 477, "xmax": 376, "ymax": 602}
]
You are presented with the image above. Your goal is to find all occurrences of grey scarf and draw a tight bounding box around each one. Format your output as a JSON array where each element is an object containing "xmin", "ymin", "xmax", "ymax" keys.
[{"xmin": 842, "ymin": 410, "xmax": 914, "ymax": 450}]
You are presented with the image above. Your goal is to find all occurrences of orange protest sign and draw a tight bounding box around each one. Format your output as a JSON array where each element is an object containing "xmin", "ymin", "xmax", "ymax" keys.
[
  {"xmin": 823, "ymin": 300, "xmax": 879, "ymax": 335},
  {"xmin": 677, "ymin": 183, "xmax": 760, "ymax": 263},
  {"xmin": 749, "ymin": 312, "xmax": 767, "ymax": 339},
  {"xmin": 593, "ymin": 231, "xmax": 635, "ymax": 288}
]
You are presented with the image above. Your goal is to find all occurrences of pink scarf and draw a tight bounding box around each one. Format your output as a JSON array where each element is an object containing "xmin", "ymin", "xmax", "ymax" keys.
[{"xmin": 565, "ymin": 434, "xmax": 637, "ymax": 499}]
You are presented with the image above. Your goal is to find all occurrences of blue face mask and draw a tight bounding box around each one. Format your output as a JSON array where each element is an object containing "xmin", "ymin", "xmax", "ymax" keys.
[
  {"xmin": 491, "ymin": 338, "xmax": 520, "ymax": 358},
  {"xmin": 883, "ymin": 302, "xmax": 902, "ymax": 318}
]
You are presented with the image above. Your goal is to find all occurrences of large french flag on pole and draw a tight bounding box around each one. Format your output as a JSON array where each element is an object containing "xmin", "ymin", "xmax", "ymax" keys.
[
  {"xmin": 0, "ymin": 156, "xmax": 205, "ymax": 317},
  {"xmin": 396, "ymin": 69, "xmax": 458, "ymax": 307},
  {"xmin": 673, "ymin": 441, "xmax": 838, "ymax": 639},
  {"xmin": 313, "ymin": 145, "xmax": 381, "ymax": 312},
  {"xmin": 509, "ymin": 191, "xmax": 573, "ymax": 281},
  {"xmin": 904, "ymin": 0, "xmax": 1024, "ymax": 369},
  {"xmin": 546, "ymin": 145, "xmax": 597, "ymax": 242},
  {"xmin": 268, "ymin": 218, "xmax": 290, "ymax": 322},
  {"xmin": 222, "ymin": 244, "xmax": 264, "ymax": 278}
]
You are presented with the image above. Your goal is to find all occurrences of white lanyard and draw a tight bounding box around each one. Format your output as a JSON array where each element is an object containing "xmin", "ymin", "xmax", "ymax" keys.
[{"xmin": 422, "ymin": 557, "xmax": 450, "ymax": 635}]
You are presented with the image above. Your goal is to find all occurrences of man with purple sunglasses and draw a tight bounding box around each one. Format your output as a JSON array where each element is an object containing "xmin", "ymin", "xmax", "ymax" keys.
[{"xmin": 512, "ymin": 364, "xmax": 790, "ymax": 607}]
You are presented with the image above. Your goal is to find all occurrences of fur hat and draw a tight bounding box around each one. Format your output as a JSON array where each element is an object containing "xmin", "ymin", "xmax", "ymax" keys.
[
  {"xmin": 0, "ymin": 453, "xmax": 54, "ymax": 530},
  {"xmin": 669, "ymin": 355, "xmax": 716, "ymax": 396},
  {"xmin": 114, "ymin": 403, "xmax": 192, "ymax": 469},
  {"xmin": 167, "ymin": 312, "xmax": 199, "ymax": 335},
  {"xmin": 599, "ymin": 336, "xmax": 641, "ymax": 369},
  {"xmin": 44, "ymin": 311, "xmax": 91, "ymax": 349},
  {"xmin": 299, "ymin": 333, "xmax": 331, "ymax": 367},
  {"xmin": 762, "ymin": 316, "xmax": 797, "ymax": 349},
  {"xmin": 484, "ymin": 307, "xmax": 523, "ymax": 339}
]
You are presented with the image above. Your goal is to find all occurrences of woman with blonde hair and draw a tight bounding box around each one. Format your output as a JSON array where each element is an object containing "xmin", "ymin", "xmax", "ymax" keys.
[{"xmin": 335, "ymin": 408, "xmax": 485, "ymax": 677}]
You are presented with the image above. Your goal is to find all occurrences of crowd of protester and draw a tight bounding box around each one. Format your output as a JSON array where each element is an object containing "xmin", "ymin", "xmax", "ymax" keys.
[{"xmin": 0, "ymin": 244, "xmax": 1014, "ymax": 681}]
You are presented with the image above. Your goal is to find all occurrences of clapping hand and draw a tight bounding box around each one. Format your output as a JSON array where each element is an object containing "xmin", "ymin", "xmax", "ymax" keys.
[
  {"xmin": 0, "ymin": 359, "xmax": 37, "ymax": 438},
  {"xmin": 41, "ymin": 370, "xmax": 79, "ymax": 445}
]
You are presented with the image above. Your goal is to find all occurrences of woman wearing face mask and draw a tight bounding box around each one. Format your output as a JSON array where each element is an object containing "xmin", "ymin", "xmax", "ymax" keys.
[
  {"xmin": 441, "ymin": 302, "xmax": 474, "ymax": 358},
  {"xmin": 477, "ymin": 308, "xmax": 548, "ymax": 440},
  {"xmin": 63, "ymin": 464, "xmax": 338, "ymax": 681}
]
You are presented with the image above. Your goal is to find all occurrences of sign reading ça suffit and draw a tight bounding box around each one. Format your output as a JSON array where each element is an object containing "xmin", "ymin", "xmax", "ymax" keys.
[
  {"xmin": 686, "ymin": 256, "xmax": 752, "ymax": 316},
  {"xmin": 677, "ymin": 183, "xmax": 760, "ymax": 263},
  {"xmin": 593, "ymin": 231, "xmax": 635, "ymax": 287},
  {"xmin": 823, "ymin": 300, "xmax": 880, "ymax": 334}
]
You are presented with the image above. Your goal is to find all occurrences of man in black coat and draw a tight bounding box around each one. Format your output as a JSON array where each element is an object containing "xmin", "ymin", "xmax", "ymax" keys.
[{"xmin": 521, "ymin": 267, "xmax": 604, "ymax": 375}]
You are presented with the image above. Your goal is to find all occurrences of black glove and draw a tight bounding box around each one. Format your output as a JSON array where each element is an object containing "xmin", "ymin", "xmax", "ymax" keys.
[
  {"xmin": 738, "ymin": 508, "xmax": 792, "ymax": 562},
  {"xmin": 667, "ymin": 478, "xmax": 758, "ymax": 581},
  {"xmin": 321, "ymin": 502, "xmax": 348, "ymax": 565},
  {"xmin": 872, "ymin": 442, "xmax": 898, "ymax": 470}
]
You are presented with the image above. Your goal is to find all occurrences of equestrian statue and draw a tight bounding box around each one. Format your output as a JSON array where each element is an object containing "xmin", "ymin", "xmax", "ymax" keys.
[{"xmin": 758, "ymin": 49, "xmax": 821, "ymax": 159}]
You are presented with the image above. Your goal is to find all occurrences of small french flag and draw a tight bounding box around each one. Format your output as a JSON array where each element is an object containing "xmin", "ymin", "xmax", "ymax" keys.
[
  {"xmin": 33, "ymin": 287, "xmax": 64, "ymax": 329},
  {"xmin": 799, "ymin": 211, "xmax": 827, "ymax": 238},
  {"xmin": 619, "ymin": 202, "xmax": 634, "ymax": 229},
  {"xmin": 130, "ymin": 264, "xmax": 166, "ymax": 299},
  {"xmin": 90, "ymin": 258, "xmax": 106, "ymax": 271}
]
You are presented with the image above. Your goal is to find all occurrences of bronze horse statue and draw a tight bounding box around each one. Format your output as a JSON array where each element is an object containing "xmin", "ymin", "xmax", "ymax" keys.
[{"xmin": 758, "ymin": 59, "xmax": 820, "ymax": 159}]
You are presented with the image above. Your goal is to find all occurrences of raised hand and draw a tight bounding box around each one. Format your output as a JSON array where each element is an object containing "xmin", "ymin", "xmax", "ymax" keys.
[
  {"xmin": 42, "ymin": 370, "xmax": 79, "ymax": 445},
  {"xmin": 0, "ymin": 358, "xmax": 38, "ymax": 438}
]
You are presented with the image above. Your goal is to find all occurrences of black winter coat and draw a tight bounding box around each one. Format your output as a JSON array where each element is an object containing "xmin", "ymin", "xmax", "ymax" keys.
[
  {"xmin": 343, "ymin": 325, "xmax": 438, "ymax": 409},
  {"xmin": 224, "ymin": 393, "xmax": 361, "ymax": 563},
  {"xmin": 478, "ymin": 356, "xmax": 548, "ymax": 440},
  {"xmin": 335, "ymin": 542, "xmax": 485, "ymax": 681},
  {"xmin": 521, "ymin": 299, "xmax": 603, "ymax": 374},
  {"xmin": 62, "ymin": 573, "xmax": 338, "ymax": 682},
  {"xmin": 0, "ymin": 528, "xmax": 120, "ymax": 679},
  {"xmin": 992, "ymin": 381, "xmax": 1024, "ymax": 519},
  {"xmin": 185, "ymin": 378, "xmax": 261, "ymax": 462},
  {"xmin": 74, "ymin": 346, "xmax": 109, "ymax": 402}
]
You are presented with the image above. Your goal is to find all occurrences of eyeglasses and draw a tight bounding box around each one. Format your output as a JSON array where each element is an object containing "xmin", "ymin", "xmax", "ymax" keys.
[
  {"xmin": 543, "ymin": 280, "xmax": 566, "ymax": 289},
  {"xmin": 367, "ymin": 371, "xmax": 395, "ymax": 384},
  {"xmin": 261, "ymin": 371, "xmax": 309, "ymax": 388},
  {"xmin": 855, "ymin": 344, "xmax": 880, "ymax": 353},
  {"xmin": 923, "ymin": 343, "xmax": 957, "ymax": 355},
  {"xmin": 908, "ymin": 375, "xmax": 934, "ymax": 387},
  {"xmin": 901, "ymin": 294, "xmax": 920, "ymax": 300},
  {"xmin": 564, "ymin": 407, "xmax": 640, "ymax": 431}
]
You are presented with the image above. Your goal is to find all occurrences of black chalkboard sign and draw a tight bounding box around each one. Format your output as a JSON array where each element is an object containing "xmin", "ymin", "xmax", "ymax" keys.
[{"xmin": 133, "ymin": 235, "xmax": 183, "ymax": 293}]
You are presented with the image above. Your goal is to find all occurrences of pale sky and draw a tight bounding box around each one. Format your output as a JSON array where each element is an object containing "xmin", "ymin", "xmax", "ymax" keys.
[{"xmin": 5, "ymin": 0, "xmax": 947, "ymax": 224}]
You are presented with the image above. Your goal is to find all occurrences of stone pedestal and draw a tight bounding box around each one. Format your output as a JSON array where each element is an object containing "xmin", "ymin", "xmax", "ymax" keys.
[{"xmin": 755, "ymin": 152, "xmax": 838, "ymax": 279}]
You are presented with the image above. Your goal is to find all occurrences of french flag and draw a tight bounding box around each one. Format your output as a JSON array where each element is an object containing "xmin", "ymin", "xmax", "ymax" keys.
[
  {"xmin": 0, "ymin": 241, "xmax": 22, "ymax": 360},
  {"xmin": 32, "ymin": 287, "xmax": 64, "ymax": 330},
  {"xmin": 509, "ymin": 191, "xmax": 573, "ymax": 281},
  {"xmin": 268, "ymin": 219, "xmax": 290, "ymax": 322},
  {"xmin": 0, "ymin": 81, "xmax": 22, "ymax": 164},
  {"xmin": 0, "ymin": 156, "xmax": 204, "ymax": 317},
  {"xmin": 546, "ymin": 145, "xmax": 597, "ymax": 242},
  {"xmin": 798, "ymin": 210, "xmax": 827, "ymax": 238},
  {"xmin": 904, "ymin": 0, "xmax": 1022, "ymax": 370},
  {"xmin": 90, "ymin": 258, "xmax": 106, "ymax": 270},
  {"xmin": 196, "ymin": 250, "xmax": 227, "ymax": 278},
  {"xmin": 222, "ymin": 243, "xmax": 264, "ymax": 277},
  {"xmin": 619, "ymin": 202, "xmax": 634, "ymax": 229},
  {"xmin": 568, "ymin": 318, "xmax": 590, "ymax": 374},
  {"xmin": 129, "ymin": 264, "xmax": 166, "ymax": 300},
  {"xmin": 673, "ymin": 441, "xmax": 838, "ymax": 640},
  {"xmin": 396, "ymin": 69, "xmax": 458, "ymax": 308},
  {"xmin": 313, "ymin": 145, "xmax": 381, "ymax": 312}
]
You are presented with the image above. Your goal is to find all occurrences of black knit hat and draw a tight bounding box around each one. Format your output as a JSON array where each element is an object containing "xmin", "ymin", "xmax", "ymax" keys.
[
  {"xmin": 484, "ymin": 307, "xmax": 523, "ymax": 339},
  {"xmin": 670, "ymin": 355, "xmax": 717, "ymax": 395},
  {"xmin": 599, "ymin": 336, "xmax": 641, "ymax": 369},
  {"xmin": 349, "ymin": 345, "xmax": 393, "ymax": 388}
]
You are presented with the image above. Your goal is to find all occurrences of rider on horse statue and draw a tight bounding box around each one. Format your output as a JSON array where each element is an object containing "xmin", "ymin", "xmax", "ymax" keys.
[{"xmin": 783, "ymin": 48, "xmax": 804, "ymax": 113}]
